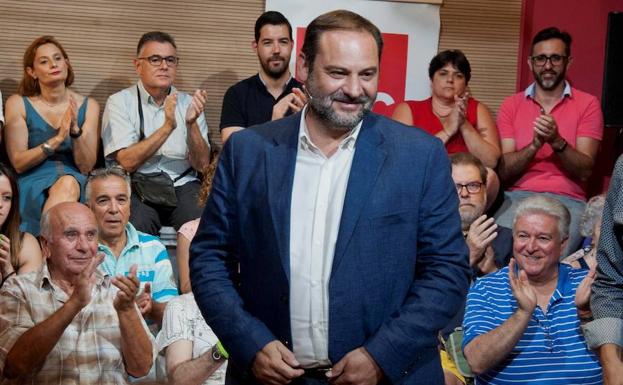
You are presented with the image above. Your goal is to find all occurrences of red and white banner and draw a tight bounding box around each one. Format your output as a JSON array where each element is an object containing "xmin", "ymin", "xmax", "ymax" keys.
[{"xmin": 266, "ymin": 0, "xmax": 440, "ymax": 116}]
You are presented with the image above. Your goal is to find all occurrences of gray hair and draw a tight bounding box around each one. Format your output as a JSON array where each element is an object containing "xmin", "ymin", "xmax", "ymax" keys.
[
  {"xmin": 40, "ymin": 209, "xmax": 52, "ymax": 239},
  {"xmin": 85, "ymin": 167, "xmax": 131, "ymax": 202},
  {"xmin": 512, "ymin": 195, "xmax": 571, "ymax": 240},
  {"xmin": 579, "ymin": 195, "xmax": 605, "ymax": 237}
]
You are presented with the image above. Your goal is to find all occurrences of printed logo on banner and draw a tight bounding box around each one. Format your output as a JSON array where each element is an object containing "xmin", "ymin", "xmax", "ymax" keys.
[{"xmin": 295, "ymin": 28, "xmax": 409, "ymax": 118}]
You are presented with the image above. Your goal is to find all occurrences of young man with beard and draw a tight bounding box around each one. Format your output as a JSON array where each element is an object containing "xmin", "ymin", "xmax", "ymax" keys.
[
  {"xmin": 219, "ymin": 11, "xmax": 307, "ymax": 143},
  {"xmin": 495, "ymin": 27, "xmax": 603, "ymax": 256},
  {"xmin": 191, "ymin": 9, "xmax": 470, "ymax": 385}
]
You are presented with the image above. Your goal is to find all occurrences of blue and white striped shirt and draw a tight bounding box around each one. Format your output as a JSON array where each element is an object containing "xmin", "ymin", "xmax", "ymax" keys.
[{"xmin": 463, "ymin": 264, "xmax": 602, "ymax": 384}]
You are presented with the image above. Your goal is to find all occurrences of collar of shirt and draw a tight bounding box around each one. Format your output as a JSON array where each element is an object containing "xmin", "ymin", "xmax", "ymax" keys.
[
  {"xmin": 98, "ymin": 223, "xmax": 141, "ymax": 258},
  {"xmin": 524, "ymin": 80, "xmax": 572, "ymax": 100},
  {"xmin": 297, "ymin": 105, "xmax": 362, "ymax": 156},
  {"xmin": 137, "ymin": 80, "xmax": 177, "ymax": 107},
  {"xmin": 39, "ymin": 262, "xmax": 110, "ymax": 291}
]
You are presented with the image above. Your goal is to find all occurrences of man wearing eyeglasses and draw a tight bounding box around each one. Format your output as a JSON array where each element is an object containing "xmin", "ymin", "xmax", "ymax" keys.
[
  {"xmin": 495, "ymin": 26, "xmax": 603, "ymax": 257},
  {"xmin": 451, "ymin": 153, "xmax": 512, "ymax": 279},
  {"xmin": 102, "ymin": 31, "xmax": 211, "ymax": 236}
]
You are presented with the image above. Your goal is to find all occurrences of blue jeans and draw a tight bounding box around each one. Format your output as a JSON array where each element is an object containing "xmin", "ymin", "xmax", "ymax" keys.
[{"xmin": 494, "ymin": 190, "xmax": 586, "ymax": 258}]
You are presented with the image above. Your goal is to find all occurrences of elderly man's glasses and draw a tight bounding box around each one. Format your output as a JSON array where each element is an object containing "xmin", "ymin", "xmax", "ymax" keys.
[
  {"xmin": 530, "ymin": 54, "xmax": 567, "ymax": 67},
  {"xmin": 455, "ymin": 182, "xmax": 483, "ymax": 194},
  {"xmin": 138, "ymin": 55, "xmax": 179, "ymax": 67}
]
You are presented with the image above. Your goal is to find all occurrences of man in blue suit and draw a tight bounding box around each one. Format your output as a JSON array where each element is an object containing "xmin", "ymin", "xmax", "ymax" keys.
[{"xmin": 190, "ymin": 10, "xmax": 470, "ymax": 385}]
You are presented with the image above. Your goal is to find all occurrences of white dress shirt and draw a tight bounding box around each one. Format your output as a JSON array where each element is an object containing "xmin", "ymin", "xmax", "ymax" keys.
[{"xmin": 289, "ymin": 107, "xmax": 362, "ymax": 366}]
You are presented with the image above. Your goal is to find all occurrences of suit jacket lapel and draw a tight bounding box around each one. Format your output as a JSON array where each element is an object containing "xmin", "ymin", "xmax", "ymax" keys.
[
  {"xmin": 265, "ymin": 114, "xmax": 301, "ymax": 281},
  {"xmin": 332, "ymin": 114, "xmax": 386, "ymax": 273}
]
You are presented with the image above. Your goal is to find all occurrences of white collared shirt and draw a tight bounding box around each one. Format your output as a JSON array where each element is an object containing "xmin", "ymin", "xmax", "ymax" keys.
[{"xmin": 289, "ymin": 106, "xmax": 362, "ymax": 366}]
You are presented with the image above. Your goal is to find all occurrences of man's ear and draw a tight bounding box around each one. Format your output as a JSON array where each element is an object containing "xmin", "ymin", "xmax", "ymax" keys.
[
  {"xmin": 40, "ymin": 237, "xmax": 51, "ymax": 260},
  {"xmin": 566, "ymin": 56, "xmax": 573, "ymax": 70},
  {"xmin": 252, "ymin": 40, "xmax": 258, "ymax": 52},
  {"xmin": 297, "ymin": 52, "xmax": 309, "ymax": 82}
]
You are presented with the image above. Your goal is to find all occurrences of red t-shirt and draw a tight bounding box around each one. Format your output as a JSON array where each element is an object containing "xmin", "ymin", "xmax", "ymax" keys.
[{"xmin": 406, "ymin": 97, "xmax": 479, "ymax": 154}]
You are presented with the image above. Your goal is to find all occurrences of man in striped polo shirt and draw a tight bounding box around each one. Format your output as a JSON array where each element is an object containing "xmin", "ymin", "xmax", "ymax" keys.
[
  {"xmin": 86, "ymin": 167, "xmax": 178, "ymax": 333},
  {"xmin": 462, "ymin": 194, "xmax": 601, "ymax": 384}
]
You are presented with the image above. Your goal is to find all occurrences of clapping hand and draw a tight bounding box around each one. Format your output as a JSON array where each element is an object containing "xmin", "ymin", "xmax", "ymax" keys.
[
  {"xmin": 185, "ymin": 89, "xmax": 208, "ymax": 126},
  {"xmin": 58, "ymin": 95, "xmax": 78, "ymax": 140},
  {"xmin": 70, "ymin": 252, "xmax": 105, "ymax": 309},
  {"xmin": 0, "ymin": 234, "xmax": 15, "ymax": 279},
  {"xmin": 508, "ymin": 258, "xmax": 537, "ymax": 315},
  {"xmin": 135, "ymin": 282, "xmax": 153, "ymax": 316},
  {"xmin": 466, "ymin": 215, "xmax": 498, "ymax": 266},
  {"xmin": 113, "ymin": 264, "xmax": 141, "ymax": 312},
  {"xmin": 271, "ymin": 87, "xmax": 308, "ymax": 120},
  {"xmin": 575, "ymin": 263, "xmax": 596, "ymax": 318}
]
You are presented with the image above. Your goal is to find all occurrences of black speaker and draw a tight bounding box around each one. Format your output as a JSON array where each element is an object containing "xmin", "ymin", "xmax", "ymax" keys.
[{"xmin": 603, "ymin": 12, "xmax": 623, "ymax": 128}]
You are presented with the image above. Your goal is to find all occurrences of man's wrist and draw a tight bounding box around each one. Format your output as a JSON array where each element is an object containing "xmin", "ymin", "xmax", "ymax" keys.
[{"xmin": 552, "ymin": 137, "xmax": 568, "ymax": 153}]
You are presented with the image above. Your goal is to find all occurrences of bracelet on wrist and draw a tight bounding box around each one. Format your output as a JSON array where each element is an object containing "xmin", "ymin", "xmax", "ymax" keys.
[
  {"xmin": 216, "ymin": 340, "xmax": 229, "ymax": 359},
  {"xmin": 41, "ymin": 141, "xmax": 55, "ymax": 156},
  {"xmin": 70, "ymin": 125, "xmax": 83, "ymax": 139},
  {"xmin": 553, "ymin": 138, "xmax": 568, "ymax": 153}
]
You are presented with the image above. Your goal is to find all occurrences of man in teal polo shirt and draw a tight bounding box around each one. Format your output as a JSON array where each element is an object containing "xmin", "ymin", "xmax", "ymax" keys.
[{"xmin": 86, "ymin": 167, "xmax": 178, "ymax": 331}]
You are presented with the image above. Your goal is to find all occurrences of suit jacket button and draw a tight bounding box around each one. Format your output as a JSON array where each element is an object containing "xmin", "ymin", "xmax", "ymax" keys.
[{"xmin": 280, "ymin": 294, "xmax": 288, "ymax": 303}]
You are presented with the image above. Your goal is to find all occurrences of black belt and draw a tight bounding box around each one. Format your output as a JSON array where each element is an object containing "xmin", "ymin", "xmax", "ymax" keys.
[{"xmin": 302, "ymin": 366, "xmax": 331, "ymax": 380}]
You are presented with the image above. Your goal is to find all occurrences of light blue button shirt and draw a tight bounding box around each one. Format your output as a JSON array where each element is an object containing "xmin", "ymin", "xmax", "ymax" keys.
[{"xmin": 101, "ymin": 81, "xmax": 210, "ymax": 186}]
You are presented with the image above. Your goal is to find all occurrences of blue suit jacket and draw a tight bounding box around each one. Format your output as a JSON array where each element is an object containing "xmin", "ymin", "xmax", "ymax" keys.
[{"xmin": 190, "ymin": 112, "xmax": 470, "ymax": 384}]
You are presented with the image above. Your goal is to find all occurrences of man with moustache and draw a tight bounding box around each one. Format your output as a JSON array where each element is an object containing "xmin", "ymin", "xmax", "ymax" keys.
[
  {"xmin": 451, "ymin": 152, "xmax": 512, "ymax": 278},
  {"xmin": 219, "ymin": 11, "xmax": 307, "ymax": 143},
  {"xmin": 191, "ymin": 10, "xmax": 470, "ymax": 385},
  {"xmin": 495, "ymin": 27, "xmax": 603, "ymax": 256},
  {"xmin": 102, "ymin": 31, "xmax": 211, "ymax": 235}
]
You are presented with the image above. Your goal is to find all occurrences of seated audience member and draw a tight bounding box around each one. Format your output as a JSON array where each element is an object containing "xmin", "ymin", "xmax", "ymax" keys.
[
  {"xmin": 441, "ymin": 153, "xmax": 513, "ymax": 385},
  {"xmin": 176, "ymin": 149, "xmax": 220, "ymax": 294},
  {"xmin": 0, "ymin": 202, "xmax": 154, "ymax": 383},
  {"xmin": 101, "ymin": 31, "xmax": 210, "ymax": 235},
  {"xmin": 0, "ymin": 163, "xmax": 42, "ymax": 285},
  {"xmin": 392, "ymin": 50, "xmax": 501, "ymax": 205},
  {"xmin": 462, "ymin": 195, "xmax": 601, "ymax": 384},
  {"xmin": 85, "ymin": 167, "xmax": 178, "ymax": 331},
  {"xmin": 495, "ymin": 27, "xmax": 603, "ymax": 256},
  {"xmin": 583, "ymin": 155, "xmax": 623, "ymax": 385},
  {"xmin": 4, "ymin": 36, "xmax": 99, "ymax": 236},
  {"xmin": 562, "ymin": 194, "xmax": 604, "ymax": 270},
  {"xmin": 451, "ymin": 152, "xmax": 512, "ymax": 277},
  {"xmin": 157, "ymin": 293, "xmax": 228, "ymax": 385},
  {"xmin": 219, "ymin": 11, "xmax": 306, "ymax": 142}
]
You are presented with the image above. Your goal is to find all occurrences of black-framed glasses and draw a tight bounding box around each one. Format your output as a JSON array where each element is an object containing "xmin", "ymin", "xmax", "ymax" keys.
[
  {"xmin": 530, "ymin": 54, "xmax": 568, "ymax": 67},
  {"xmin": 455, "ymin": 182, "xmax": 483, "ymax": 194},
  {"xmin": 137, "ymin": 55, "xmax": 179, "ymax": 67}
]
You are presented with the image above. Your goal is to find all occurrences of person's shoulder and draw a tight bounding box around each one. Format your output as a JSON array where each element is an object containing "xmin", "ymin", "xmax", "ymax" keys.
[
  {"xmin": 570, "ymin": 87, "xmax": 601, "ymax": 108},
  {"xmin": 106, "ymin": 84, "xmax": 135, "ymax": 104},
  {"xmin": 471, "ymin": 267, "xmax": 510, "ymax": 293},
  {"xmin": 367, "ymin": 112, "xmax": 443, "ymax": 149},
  {"xmin": 230, "ymin": 111, "xmax": 299, "ymax": 145},
  {"xmin": 499, "ymin": 90, "xmax": 525, "ymax": 108},
  {"xmin": 5, "ymin": 93, "xmax": 26, "ymax": 111},
  {"xmin": 226, "ymin": 74, "xmax": 258, "ymax": 94}
]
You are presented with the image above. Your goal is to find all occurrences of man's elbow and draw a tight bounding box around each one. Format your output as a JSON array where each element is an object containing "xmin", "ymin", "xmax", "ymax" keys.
[
  {"xmin": 126, "ymin": 353, "xmax": 153, "ymax": 378},
  {"xmin": 463, "ymin": 345, "xmax": 487, "ymax": 376},
  {"xmin": 3, "ymin": 358, "xmax": 31, "ymax": 379},
  {"xmin": 115, "ymin": 153, "xmax": 139, "ymax": 173}
]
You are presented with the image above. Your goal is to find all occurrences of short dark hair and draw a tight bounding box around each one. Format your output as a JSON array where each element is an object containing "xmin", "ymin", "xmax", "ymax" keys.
[
  {"xmin": 450, "ymin": 152, "xmax": 487, "ymax": 185},
  {"xmin": 301, "ymin": 10, "xmax": 383, "ymax": 72},
  {"xmin": 255, "ymin": 11, "xmax": 293, "ymax": 42},
  {"xmin": 428, "ymin": 49, "xmax": 471, "ymax": 83},
  {"xmin": 531, "ymin": 27, "xmax": 572, "ymax": 56},
  {"xmin": 137, "ymin": 31, "xmax": 177, "ymax": 56}
]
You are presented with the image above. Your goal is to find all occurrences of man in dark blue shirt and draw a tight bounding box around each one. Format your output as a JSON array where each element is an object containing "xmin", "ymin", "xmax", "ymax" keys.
[{"xmin": 219, "ymin": 11, "xmax": 306, "ymax": 143}]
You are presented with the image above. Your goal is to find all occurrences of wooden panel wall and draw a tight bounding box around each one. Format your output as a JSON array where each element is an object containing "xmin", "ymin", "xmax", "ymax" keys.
[
  {"xmin": 0, "ymin": 0, "xmax": 522, "ymax": 147},
  {"xmin": 438, "ymin": 0, "xmax": 523, "ymax": 113}
]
